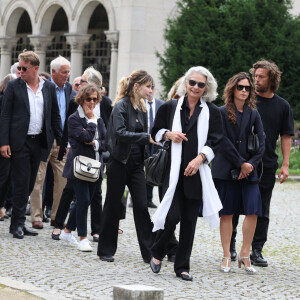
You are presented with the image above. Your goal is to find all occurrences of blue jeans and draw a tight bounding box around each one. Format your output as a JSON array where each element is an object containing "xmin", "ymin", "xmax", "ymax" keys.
[{"xmin": 66, "ymin": 179, "xmax": 97, "ymax": 237}]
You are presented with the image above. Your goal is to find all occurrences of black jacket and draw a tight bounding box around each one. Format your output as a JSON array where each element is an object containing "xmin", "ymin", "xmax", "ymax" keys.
[
  {"xmin": 0, "ymin": 77, "xmax": 62, "ymax": 153},
  {"xmin": 57, "ymin": 95, "xmax": 112, "ymax": 161},
  {"xmin": 211, "ymin": 105, "xmax": 265, "ymax": 181},
  {"xmin": 62, "ymin": 109, "xmax": 106, "ymax": 180},
  {"xmin": 151, "ymin": 98, "xmax": 223, "ymax": 199},
  {"xmin": 105, "ymin": 97, "xmax": 150, "ymax": 164}
]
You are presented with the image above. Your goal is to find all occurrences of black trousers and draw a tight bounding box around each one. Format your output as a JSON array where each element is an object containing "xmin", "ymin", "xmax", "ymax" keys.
[
  {"xmin": 10, "ymin": 135, "xmax": 42, "ymax": 231},
  {"xmin": 232, "ymin": 167, "xmax": 276, "ymax": 251},
  {"xmin": 151, "ymin": 177, "xmax": 202, "ymax": 275},
  {"xmin": 0, "ymin": 156, "xmax": 11, "ymax": 208},
  {"xmin": 43, "ymin": 164, "xmax": 54, "ymax": 209},
  {"xmin": 98, "ymin": 157, "xmax": 154, "ymax": 260},
  {"xmin": 54, "ymin": 177, "xmax": 103, "ymax": 236}
]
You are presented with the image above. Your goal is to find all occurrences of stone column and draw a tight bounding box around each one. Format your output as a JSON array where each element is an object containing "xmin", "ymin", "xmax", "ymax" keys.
[
  {"xmin": 105, "ymin": 30, "xmax": 119, "ymax": 99},
  {"xmin": 65, "ymin": 34, "xmax": 90, "ymax": 82},
  {"xmin": 29, "ymin": 35, "xmax": 53, "ymax": 73},
  {"xmin": 0, "ymin": 37, "xmax": 18, "ymax": 79}
]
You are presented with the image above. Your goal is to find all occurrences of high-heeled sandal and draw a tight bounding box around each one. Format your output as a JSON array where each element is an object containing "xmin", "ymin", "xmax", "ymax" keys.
[
  {"xmin": 220, "ymin": 257, "xmax": 231, "ymax": 273},
  {"xmin": 238, "ymin": 254, "xmax": 257, "ymax": 274}
]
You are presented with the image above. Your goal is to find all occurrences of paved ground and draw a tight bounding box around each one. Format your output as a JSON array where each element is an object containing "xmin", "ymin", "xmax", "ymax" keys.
[{"xmin": 0, "ymin": 179, "xmax": 299, "ymax": 300}]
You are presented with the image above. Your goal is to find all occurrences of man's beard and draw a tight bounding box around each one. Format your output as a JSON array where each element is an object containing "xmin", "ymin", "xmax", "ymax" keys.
[{"xmin": 255, "ymin": 84, "xmax": 268, "ymax": 93}]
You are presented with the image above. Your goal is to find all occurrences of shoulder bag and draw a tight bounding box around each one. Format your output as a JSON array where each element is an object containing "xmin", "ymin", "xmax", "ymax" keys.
[
  {"xmin": 144, "ymin": 144, "xmax": 169, "ymax": 186},
  {"xmin": 73, "ymin": 155, "xmax": 101, "ymax": 182}
]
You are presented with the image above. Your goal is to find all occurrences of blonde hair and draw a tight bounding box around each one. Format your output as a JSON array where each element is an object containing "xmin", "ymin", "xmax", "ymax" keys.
[
  {"xmin": 113, "ymin": 70, "xmax": 153, "ymax": 112},
  {"xmin": 18, "ymin": 50, "xmax": 40, "ymax": 66}
]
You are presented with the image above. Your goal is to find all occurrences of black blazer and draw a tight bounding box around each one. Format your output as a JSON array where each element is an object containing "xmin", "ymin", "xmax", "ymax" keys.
[
  {"xmin": 151, "ymin": 98, "xmax": 223, "ymax": 199},
  {"xmin": 105, "ymin": 97, "xmax": 150, "ymax": 164},
  {"xmin": 57, "ymin": 95, "xmax": 112, "ymax": 161},
  {"xmin": 0, "ymin": 77, "xmax": 62, "ymax": 153},
  {"xmin": 62, "ymin": 109, "xmax": 106, "ymax": 180},
  {"xmin": 211, "ymin": 105, "xmax": 265, "ymax": 181}
]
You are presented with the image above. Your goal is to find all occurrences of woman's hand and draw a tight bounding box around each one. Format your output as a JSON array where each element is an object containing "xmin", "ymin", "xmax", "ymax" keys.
[
  {"xmin": 184, "ymin": 155, "xmax": 203, "ymax": 176},
  {"xmin": 165, "ymin": 131, "xmax": 188, "ymax": 143},
  {"xmin": 149, "ymin": 136, "xmax": 159, "ymax": 145},
  {"xmin": 82, "ymin": 103, "xmax": 95, "ymax": 119},
  {"xmin": 238, "ymin": 162, "xmax": 254, "ymax": 180}
]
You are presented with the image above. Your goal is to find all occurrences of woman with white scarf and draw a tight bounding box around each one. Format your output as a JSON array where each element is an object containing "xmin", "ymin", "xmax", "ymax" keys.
[{"xmin": 149, "ymin": 66, "xmax": 223, "ymax": 281}]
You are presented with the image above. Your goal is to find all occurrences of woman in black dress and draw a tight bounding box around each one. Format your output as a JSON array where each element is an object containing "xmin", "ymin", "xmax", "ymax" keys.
[{"xmin": 212, "ymin": 72, "xmax": 265, "ymax": 274}]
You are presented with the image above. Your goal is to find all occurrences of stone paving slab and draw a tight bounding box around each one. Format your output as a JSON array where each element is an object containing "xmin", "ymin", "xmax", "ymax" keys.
[{"xmin": 0, "ymin": 181, "xmax": 299, "ymax": 299}]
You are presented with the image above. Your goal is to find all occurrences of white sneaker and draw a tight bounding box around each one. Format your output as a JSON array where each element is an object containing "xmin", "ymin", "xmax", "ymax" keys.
[
  {"xmin": 77, "ymin": 238, "xmax": 93, "ymax": 252},
  {"xmin": 59, "ymin": 230, "xmax": 78, "ymax": 246}
]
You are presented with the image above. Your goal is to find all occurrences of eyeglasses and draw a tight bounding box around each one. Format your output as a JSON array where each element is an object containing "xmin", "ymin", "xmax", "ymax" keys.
[
  {"xmin": 188, "ymin": 79, "xmax": 206, "ymax": 89},
  {"xmin": 85, "ymin": 97, "xmax": 98, "ymax": 102},
  {"xmin": 80, "ymin": 79, "xmax": 88, "ymax": 84},
  {"xmin": 74, "ymin": 83, "xmax": 80, "ymax": 87},
  {"xmin": 236, "ymin": 84, "xmax": 251, "ymax": 92},
  {"xmin": 17, "ymin": 66, "xmax": 35, "ymax": 72}
]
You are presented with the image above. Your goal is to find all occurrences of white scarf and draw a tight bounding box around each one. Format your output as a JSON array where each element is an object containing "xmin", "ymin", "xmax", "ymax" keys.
[{"xmin": 152, "ymin": 96, "xmax": 222, "ymax": 232}]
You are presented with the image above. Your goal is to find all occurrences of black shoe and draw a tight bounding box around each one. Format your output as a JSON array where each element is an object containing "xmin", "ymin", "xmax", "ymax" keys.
[
  {"xmin": 0, "ymin": 217, "xmax": 4, "ymax": 221},
  {"xmin": 13, "ymin": 226, "xmax": 24, "ymax": 239},
  {"xmin": 230, "ymin": 249, "xmax": 237, "ymax": 261},
  {"xmin": 147, "ymin": 201, "xmax": 157, "ymax": 208},
  {"xmin": 52, "ymin": 230, "xmax": 60, "ymax": 240},
  {"xmin": 150, "ymin": 257, "xmax": 161, "ymax": 273},
  {"xmin": 93, "ymin": 235, "xmax": 99, "ymax": 242},
  {"xmin": 250, "ymin": 249, "xmax": 268, "ymax": 267},
  {"xmin": 176, "ymin": 272, "xmax": 193, "ymax": 281},
  {"xmin": 6, "ymin": 207, "xmax": 12, "ymax": 217},
  {"xmin": 45, "ymin": 207, "xmax": 52, "ymax": 218},
  {"xmin": 167, "ymin": 254, "xmax": 176, "ymax": 263},
  {"xmin": 99, "ymin": 255, "xmax": 114, "ymax": 262},
  {"xmin": 43, "ymin": 212, "xmax": 49, "ymax": 223},
  {"xmin": 23, "ymin": 226, "xmax": 38, "ymax": 236}
]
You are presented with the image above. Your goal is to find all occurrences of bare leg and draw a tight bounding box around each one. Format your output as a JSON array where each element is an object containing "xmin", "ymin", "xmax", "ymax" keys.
[
  {"xmin": 220, "ymin": 214, "xmax": 233, "ymax": 267},
  {"xmin": 240, "ymin": 215, "xmax": 257, "ymax": 267}
]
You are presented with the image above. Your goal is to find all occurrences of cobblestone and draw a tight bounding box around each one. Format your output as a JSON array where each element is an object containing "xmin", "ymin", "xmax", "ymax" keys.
[{"xmin": 0, "ymin": 180, "xmax": 299, "ymax": 299}]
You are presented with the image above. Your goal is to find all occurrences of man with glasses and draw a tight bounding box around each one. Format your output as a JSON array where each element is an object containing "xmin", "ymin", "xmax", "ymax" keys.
[
  {"xmin": 0, "ymin": 50, "xmax": 62, "ymax": 239},
  {"xmin": 72, "ymin": 76, "xmax": 81, "ymax": 92},
  {"xmin": 30, "ymin": 56, "xmax": 75, "ymax": 229},
  {"xmin": 230, "ymin": 60, "xmax": 294, "ymax": 267}
]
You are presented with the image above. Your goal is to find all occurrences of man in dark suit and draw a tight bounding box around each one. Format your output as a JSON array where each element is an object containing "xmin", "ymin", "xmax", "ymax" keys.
[
  {"xmin": 0, "ymin": 51, "xmax": 62, "ymax": 239},
  {"xmin": 30, "ymin": 56, "xmax": 74, "ymax": 229}
]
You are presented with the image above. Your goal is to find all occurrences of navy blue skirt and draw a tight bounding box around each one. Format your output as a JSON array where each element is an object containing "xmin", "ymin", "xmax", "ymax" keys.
[{"xmin": 214, "ymin": 179, "xmax": 262, "ymax": 216}]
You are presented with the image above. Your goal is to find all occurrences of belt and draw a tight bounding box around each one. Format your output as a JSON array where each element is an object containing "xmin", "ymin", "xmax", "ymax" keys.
[{"xmin": 27, "ymin": 134, "xmax": 42, "ymax": 138}]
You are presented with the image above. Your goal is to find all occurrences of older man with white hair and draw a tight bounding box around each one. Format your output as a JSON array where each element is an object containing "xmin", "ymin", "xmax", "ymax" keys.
[{"xmin": 30, "ymin": 56, "xmax": 76, "ymax": 229}]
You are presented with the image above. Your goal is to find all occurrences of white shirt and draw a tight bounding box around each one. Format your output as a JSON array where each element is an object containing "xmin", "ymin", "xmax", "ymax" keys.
[
  {"xmin": 146, "ymin": 98, "xmax": 156, "ymax": 133},
  {"xmin": 27, "ymin": 77, "xmax": 45, "ymax": 135}
]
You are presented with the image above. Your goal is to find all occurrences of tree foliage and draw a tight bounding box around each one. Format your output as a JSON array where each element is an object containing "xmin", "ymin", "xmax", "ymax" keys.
[{"xmin": 158, "ymin": 0, "xmax": 300, "ymax": 120}]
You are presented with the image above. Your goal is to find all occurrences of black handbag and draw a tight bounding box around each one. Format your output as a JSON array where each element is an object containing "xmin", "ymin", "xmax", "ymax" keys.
[
  {"xmin": 144, "ymin": 144, "xmax": 169, "ymax": 186},
  {"xmin": 248, "ymin": 112, "xmax": 259, "ymax": 154}
]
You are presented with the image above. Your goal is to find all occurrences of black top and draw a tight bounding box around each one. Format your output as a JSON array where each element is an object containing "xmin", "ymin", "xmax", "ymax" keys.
[{"xmin": 256, "ymin": 94, "xmax": 294, "ymax": 169}]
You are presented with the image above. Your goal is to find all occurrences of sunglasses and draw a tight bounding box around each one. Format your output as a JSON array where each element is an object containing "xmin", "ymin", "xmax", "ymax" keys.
[
  {"xmin": 236, "ymin": 84, "xmax": 251, "ymax": 92},
  {"xmin": 80, "ymin": 79, "xmax": 88, "ymax": 84},
  {"xmin": 74, "ymin": 83, "xmax": 80, "ymax": 87},
  {"xmin": 86, "ymin": 97, "xmax": 98, "ymax": 102},
  {"xmin": 188, "ymin": 79, "xmax": 206, "ymax": 89},
  {"xmin": 17, "ymin": 66, "xmax": 35, "ymax": 72}
]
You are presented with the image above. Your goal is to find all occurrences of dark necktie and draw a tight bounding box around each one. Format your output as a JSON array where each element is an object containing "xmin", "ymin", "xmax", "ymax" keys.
[{"xmin": 149, "ymin": 101, "xmax": 154, "ymax": 134}]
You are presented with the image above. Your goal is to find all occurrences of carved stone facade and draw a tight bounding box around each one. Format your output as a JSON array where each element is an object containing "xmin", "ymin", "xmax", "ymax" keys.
[{"xmin": 0, "ymin": 0, "xmax": 177, "ymax": 97}]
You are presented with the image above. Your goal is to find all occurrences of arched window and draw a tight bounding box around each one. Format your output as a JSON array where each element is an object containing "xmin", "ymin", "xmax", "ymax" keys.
[
  {"xmin": 45, "ymin": 7, "xmax": 70, "ymax": 72},
  {"xmin": 11, "ymin": 11, "xmax": 33, "ymax": 64},
  {"xmin": 83, "ymin": 4, "xmax": 111, "ymax": 92}
]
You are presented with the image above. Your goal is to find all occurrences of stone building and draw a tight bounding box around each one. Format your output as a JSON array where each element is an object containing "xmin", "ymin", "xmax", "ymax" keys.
[{"xmin": 0, "ymin": 0, "xmax": 177, "ymax": 97}]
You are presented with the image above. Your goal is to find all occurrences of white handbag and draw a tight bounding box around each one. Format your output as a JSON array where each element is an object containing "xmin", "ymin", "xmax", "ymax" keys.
[{"xmin": 73, "ymin": 155, "xmax": 101, "ymax": 182}]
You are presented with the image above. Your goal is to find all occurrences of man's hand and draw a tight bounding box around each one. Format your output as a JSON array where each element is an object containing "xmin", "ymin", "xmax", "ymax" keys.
[
  {"xmin": 278, "ymin": 164, "xmax": 289, "ymax": 184},
  {"xmin": 0, "ymin": 145, "xmax": 11, "ymax": 158}
]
